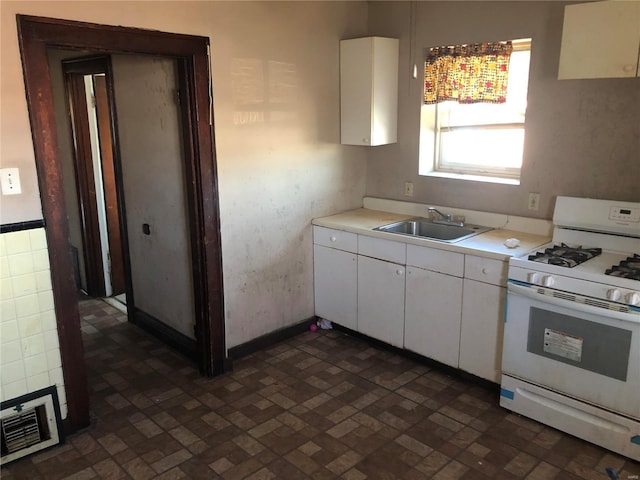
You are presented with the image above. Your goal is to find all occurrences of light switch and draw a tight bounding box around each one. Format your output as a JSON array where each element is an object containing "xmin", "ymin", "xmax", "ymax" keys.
[{"xmin": 0, "ymin": 168, "xmax": 22, "ymax": 195}]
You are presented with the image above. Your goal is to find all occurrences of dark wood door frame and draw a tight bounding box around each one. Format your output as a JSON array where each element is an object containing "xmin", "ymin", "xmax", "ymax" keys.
[{"xmin": 16, "ymin": 15, "xmax": 226, "ymax": 434}]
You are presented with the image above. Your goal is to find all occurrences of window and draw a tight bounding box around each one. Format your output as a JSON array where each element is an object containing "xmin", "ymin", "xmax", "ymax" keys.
[{"xmin": 419, "ymin": 39, "xmax": 531, "ymax": 184}]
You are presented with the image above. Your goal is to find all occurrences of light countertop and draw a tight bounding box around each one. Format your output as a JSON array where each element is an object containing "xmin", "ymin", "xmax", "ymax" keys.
[{"xmin": 312, "ymin": 208, "xmax": 551, "ymax": 261}]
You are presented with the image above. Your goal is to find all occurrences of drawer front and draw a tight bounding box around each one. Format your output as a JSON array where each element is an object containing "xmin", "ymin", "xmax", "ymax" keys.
[
  {"xmin": 358, "ymin": 235, "xmax": 406, "ymax": 264},
  {"xmin": 465, "ymin": 255, "xmax": 507, "ymax": 286},
  {"xmin": 406, "ymin": 244, "xmax": 464, "ymax": 277},
  {"xmin": 313, "ymin": 226, "xmax": 357, "ymax": 253}
]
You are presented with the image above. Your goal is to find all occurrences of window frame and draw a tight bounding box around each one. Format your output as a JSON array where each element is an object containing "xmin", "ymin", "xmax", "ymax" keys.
[{"xmin": 419, "ymin": 38, "xmax": 532, "ymax": 184}]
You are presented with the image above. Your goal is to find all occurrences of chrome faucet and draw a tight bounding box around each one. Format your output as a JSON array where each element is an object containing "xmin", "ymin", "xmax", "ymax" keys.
[
  {"xmin": 427, "ymin": 207, "xmax": 451, "ymax": 221},
  {"xmin": 428, "ymin": 207, "xmax": 465, "ymax": 227}
]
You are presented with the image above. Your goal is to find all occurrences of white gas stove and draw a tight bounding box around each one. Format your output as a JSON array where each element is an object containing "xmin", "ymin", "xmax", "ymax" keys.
[
  {"xmin": 509, "ymin": 196, "xmax": 640, "ymax": 305},
  {"xmin": 501, "ymin": 196, "xmax": 640, "ymax": 461}
]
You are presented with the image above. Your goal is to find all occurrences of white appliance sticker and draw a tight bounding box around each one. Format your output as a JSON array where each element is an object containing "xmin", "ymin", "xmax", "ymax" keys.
[{"xmin": 543, "ymin": 328, "xmax": 583, "ymax": 362}]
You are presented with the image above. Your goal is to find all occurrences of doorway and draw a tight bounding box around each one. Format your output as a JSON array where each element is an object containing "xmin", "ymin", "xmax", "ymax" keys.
[
  {"xmin": 61, "ymin": 55, "xmax": 125, "ymax": 300},
  {"xmin": 17, "ymin": 15, "xmax": 226, "ymax": 434}
]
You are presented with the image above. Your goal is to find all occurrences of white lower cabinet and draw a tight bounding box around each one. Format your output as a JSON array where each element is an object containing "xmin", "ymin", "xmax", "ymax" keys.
[
  {"xmin": 404, "ymin": 266, "xmax": 463, "ymax": 367},
  {"xmin": 357, "ymin": 255, "xmax": 405, "ymax": 347},
  {"xmin": 312, "ymin": 228, "xmax": 508, "ymax": 383},
  {"xmin": 459, "ymin": 279, "xmax": 506, "ymax": 383},
  {"xmin": 313, "ymin": 244, "xmax": 357, "ymax": 330}
]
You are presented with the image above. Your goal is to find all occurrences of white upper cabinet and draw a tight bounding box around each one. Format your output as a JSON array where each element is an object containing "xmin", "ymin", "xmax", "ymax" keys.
[
  {"xmin": 558, "ymin": 0, "xmax": 640, "ymax": 79},
  {"xmin": 340, "ymin": 36, "xmax": 399, "ymax": 146}
]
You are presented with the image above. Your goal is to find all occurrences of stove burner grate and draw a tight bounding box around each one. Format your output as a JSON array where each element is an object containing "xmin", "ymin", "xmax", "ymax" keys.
[
  {"xmin": 528, "ymin": 243, "xmax": 603, "ymax": 268},
  {"xmin": 605, "ymin": 254, "xmax": 640, "ymax": 281}
]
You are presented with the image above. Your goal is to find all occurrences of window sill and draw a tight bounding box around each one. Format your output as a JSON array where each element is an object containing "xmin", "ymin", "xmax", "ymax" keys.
[{"xmin": 420, "ymin": 170, "xmax": 520, "ymax": 186}]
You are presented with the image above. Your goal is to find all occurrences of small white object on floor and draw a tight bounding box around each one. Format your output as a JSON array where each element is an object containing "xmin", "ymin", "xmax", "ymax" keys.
[{"xmin": 317, "ymin": 318, "xmax": 333, "ymax": 330}]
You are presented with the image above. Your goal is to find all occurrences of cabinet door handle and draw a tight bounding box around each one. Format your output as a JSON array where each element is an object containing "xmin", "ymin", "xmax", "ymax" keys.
[{"xmin": 396, "ymin": 269, "xmax": 404, "ymax": 276}]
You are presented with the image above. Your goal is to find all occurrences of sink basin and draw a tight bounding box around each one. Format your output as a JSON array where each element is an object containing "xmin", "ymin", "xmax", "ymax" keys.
[{"xmin": 374, "ymin": 218, "xmax": 492, "ymax": 243}]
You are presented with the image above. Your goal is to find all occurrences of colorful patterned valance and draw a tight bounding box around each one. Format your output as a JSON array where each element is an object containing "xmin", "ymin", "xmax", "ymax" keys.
[{"xmin": 424, "ymin": 42, "xmax": 513, "ymax": 105}]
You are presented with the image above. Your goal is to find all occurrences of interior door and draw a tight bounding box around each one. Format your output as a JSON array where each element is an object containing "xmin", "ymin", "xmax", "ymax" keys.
[{"xmin": 93, "ymin": 74, "xmax": 125, "ymax": 295}]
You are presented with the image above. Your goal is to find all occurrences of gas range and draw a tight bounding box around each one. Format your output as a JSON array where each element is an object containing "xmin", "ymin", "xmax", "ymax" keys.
[
  {"xmin": 508, "ymin": 197, "xmax": 640, "ymax": 308},
  {"xmin": 501, "ymin": 197, "xmax": 640, "ymax": 461}
]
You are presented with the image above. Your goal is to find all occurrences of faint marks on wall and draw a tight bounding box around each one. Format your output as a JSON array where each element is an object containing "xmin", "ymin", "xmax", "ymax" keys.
[{"xmin": 231, "ymin": 58, "xmax": 298, "ymax": 126}]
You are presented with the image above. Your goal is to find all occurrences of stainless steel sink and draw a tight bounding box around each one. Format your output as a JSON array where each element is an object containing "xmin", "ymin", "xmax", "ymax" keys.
[{"xmin": 373, "ymin": 218, "xmax": 492, "ymax": 243}]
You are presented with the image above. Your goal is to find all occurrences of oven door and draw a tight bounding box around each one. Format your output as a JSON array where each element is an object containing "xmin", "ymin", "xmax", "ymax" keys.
[{"xmin": 502, "ymin": 281, "xmax": 640, "ymax": 419}]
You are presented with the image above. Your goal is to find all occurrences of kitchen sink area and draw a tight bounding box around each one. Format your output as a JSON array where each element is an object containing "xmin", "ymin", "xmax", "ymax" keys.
[{"xmin": 373, "ymin": 218, "xmax": 493, "ymax": 243}]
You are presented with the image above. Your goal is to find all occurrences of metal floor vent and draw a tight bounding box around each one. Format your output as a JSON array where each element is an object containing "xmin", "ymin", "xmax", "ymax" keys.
[{"xmin": 0, "ymin": 386, "xmax": 63, "ymax": 465}]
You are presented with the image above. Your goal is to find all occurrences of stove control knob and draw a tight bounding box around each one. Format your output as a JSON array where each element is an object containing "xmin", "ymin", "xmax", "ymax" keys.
[
  {"xmin": 625, "ymin": 292, "xmax": 640, "ymax": 306},
  {"xmin": 542, "ymin": 275, "xmax": 555, "ymax": 287},
  {"xmin": 606, "ymin": 289, "xmax": 622, "ymax": 302},
  {"xmin": 527, "ymin": 272, "xmax": 540, "ymax": 284}
]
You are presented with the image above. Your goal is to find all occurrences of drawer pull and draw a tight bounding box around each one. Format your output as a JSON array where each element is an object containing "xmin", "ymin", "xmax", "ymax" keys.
[{"xmin": 330, "ymin": 236, "xmax": 337, "ymax": 242}]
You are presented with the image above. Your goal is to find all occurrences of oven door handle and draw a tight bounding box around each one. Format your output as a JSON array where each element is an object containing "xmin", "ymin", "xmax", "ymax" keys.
[{"xmin": 508, "ymin": 283, "xmax": 640, "ymax": 323}]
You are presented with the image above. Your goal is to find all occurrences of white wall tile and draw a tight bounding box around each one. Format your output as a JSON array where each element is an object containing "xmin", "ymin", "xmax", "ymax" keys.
[
  {"xmin": 17, "ymin": 313, "xmax": 42, "ymax": 338},
  {"xmin": 7, "ymin": 252, "xmax": 35, "ymax": 276},
  {"xmin": 0, "ymin": 257, "xmax": 10, "ymax": 278},
  {"xmin": 1, "ymin": 359, "xmax": 26, "ymax": 385},
  {"xmin": 14, "ymin": 295, "xmax": 40, "ymax": 319},
  {"xmin": 1, "ymin": 321, "xmax": 19, "ymax": 343},
  {"xmin": 48, "ymin": 367, "xmax": 64, "ymax": 387},
  {"xmin": 57, "ymin": 385, "xmax": 68, "ymax": 418},
  {"xmin": 32, "ymin": 250, "xmax": 50, "ymax": 272},
  {"xmin": 11, "ymin": 273, "xmax": 37, "ymax": 298},
  {"xmin": 24, "ymin": 352, "xmax": 48, "ymax": 377},
  {"xmin": 0, "ymin": 277, "xmax": 13, "ymax": 300},
  {"xmin": 46, "ymin": 348, "xmax": 62, "ymax": 369},
  {"xmin": 29, "ymin": 229, "xmax": 48, "ymax": 251},
  {"xmin": 35, "ymin": 270, "xmax": 52, "ymax": 292},
  {"xmin": 40, "ymin": 309, "xmax": 57, "ymax": 332},
  {"xmin": 0, "ymin": 379, "xmax": 27, "ymax": 402},
  {"xmin": 37, "ymin": 291, "xmax": 54, "ymax": 312},
  {"xmin": 0, "ymin": 299, "xmax": 17, "ymax": 322},
  {"xmin": 1, "ymin": 340, "xmax": 23, "ymax": 364},
  {"xmin": 0, "ymin": 229, "xmax": 64, "ymax": 415},
  {"xmin": 43, "ymin": 330, "xmax": 60, "ymax": 351},
  {"xmin": 26, "ymin": 372, "xmax": 50, "ymax": 392},
  {"xmin": 4, "ymin": 231, "xmax": 32, "ymax": 255},
  {"xmin": 21, "ymin": 333, "xmax": 45, "ymax": 357}
]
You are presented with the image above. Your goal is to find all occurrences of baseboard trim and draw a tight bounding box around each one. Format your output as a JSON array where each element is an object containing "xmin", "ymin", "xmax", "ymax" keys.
[
  {"xmin": 130, "ymin": 307, "xmax": 198, "ymax": 361},
  {"xmin": 331, "ymin": 323, "xmax": 499, "ymax": 392},
  {"xmin": 228, "ymin": 317, "xmax": 316, "ymax": 360}
]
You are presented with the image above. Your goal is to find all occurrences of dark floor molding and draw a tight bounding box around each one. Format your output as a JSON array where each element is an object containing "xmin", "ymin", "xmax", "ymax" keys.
[
  {"xmin": 130, "ymin": 307, "xmax": 198, "ymax": 362},
  {"xmin": 0, "ymin": 219, "xmax": 46, "ymax": 234},
  {"xmin": 228, "ymin": 317, "xmax": 316, "ymax": 361}
]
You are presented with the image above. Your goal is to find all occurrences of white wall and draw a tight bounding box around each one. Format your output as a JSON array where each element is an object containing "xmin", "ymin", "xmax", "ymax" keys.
[
  {"xmin": 366, "ymin": 1, "xmax": 640, "ymax": 217},
  {"xmin": 0, "ymin": 0, "xmax": 369, "ymax": 366}
]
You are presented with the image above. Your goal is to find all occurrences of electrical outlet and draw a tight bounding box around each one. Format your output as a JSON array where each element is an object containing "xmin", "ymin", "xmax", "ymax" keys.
[
  {"xmin": 528, "ymin": 192, "xmax": 540, "ymax": 211},
  {"xmin": 404, "ymin": 182, "xmax": 414, "ymax": 197}
]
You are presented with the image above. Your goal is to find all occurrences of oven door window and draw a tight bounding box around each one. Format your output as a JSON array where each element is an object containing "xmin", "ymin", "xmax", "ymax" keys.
[{"xmin": 527, "ymin": 307, "xmax": 632, "ymax": 381}]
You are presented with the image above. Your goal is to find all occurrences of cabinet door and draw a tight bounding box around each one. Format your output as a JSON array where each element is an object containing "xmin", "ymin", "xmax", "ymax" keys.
[
  {"xmin": 559, "ymin": 1, "xmax": 640, "ymax": 79},
  {"xmin": 314, "ymin": 244, "xmax": 357, "ymax": 330},
  {"xmin": 459, "ymin": 279, "xmax": 506, "ymax": 382},
  {"xmin": 404, "ymin": 266, "xmax": 463, "ymax": 367},
  {"xmin": 357, "ymin": 255, "xmax": 405, "ymax": 347},
  {"xmin": 340, "ymin": 37, "xmax": 399, "ymax": 146}
]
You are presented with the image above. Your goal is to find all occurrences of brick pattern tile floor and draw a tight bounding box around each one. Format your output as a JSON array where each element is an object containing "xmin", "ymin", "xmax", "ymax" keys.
[{"xmin": 3, "ymin": 297, "xmax": 639, "ymax": 479}]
